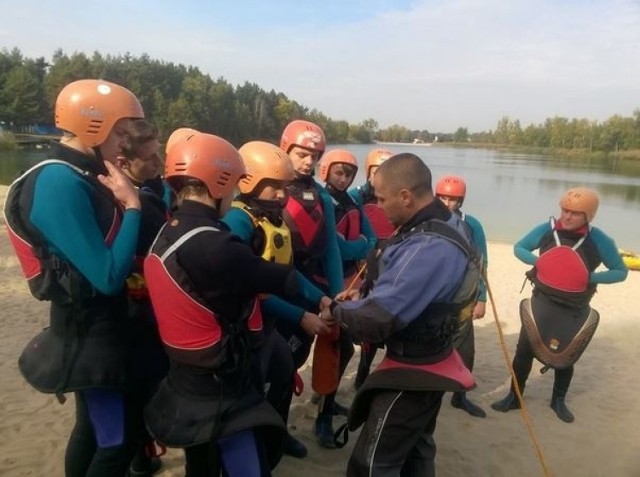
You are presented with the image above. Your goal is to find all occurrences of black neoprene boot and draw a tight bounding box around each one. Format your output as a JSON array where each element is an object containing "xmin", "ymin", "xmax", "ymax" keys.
[
  {"xmin": 451, "ymin": 392, "xmax": 486, "ymax": 418},
  {"xmin": 491, "ymin": 391, "xmax": 521, "ymax": 412},
  {"xmin": 550, "ymin": 390, "xmax": 575, "ymax": 423}
]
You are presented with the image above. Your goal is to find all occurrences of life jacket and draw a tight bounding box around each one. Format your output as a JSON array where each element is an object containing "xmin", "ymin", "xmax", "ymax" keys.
[
  {"xmin": 526, "ymin": 217, "xmax": 600, "ymax": 307},
  {"xmin": 332, "ymin": 194, "xmax": 361, "ymax": 242},
  {"xmin": 331, "ymin": 189, "xmax": 363, "ymax": 278},
  {"xmin": 362, "ymin": 218, "xmax": 481, "ymax": 359},
  {"xmin": 232, "ymin": 201, "xmax": 293, "ymax": 265},
  {"xmin": 283, "ymin": 180, "xmax": 327, "ymax": 269},
  {"xmin": 357, "ymin": 184, "xmax": 395, "ymax": 240},
  {"xmin": 4, "ymin": 160, "xmax": 121, "ymax": 303},
  {"xmin": 144, "ymin": 225, "xmax": 264, "ymax": 370},
  {"xmin": 7, "ymin": 157, "xmax": 130, "ymax": 401}
]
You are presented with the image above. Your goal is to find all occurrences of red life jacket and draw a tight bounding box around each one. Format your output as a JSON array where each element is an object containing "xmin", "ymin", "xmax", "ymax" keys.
[
  {"xmin": 527, "ymin": 217, "xmax": 600, "ymax": 307},
  {"xmin": 334, "ymin": 196, "xmax": 361, "ymax": 241},
  {"xmin": 283, "ymin": 181, "xmax": 327, "ymax": 264},
  {"xmin": 363, "ymin": 203, "xmax": 395, "ymax": 240},
  {"xmin": 144, "ymin": 225, "xmax": 263, "ymax": 369},
  {"xmin": 4, "ymin": 160, "xmax": 122, "ymax": 302}
]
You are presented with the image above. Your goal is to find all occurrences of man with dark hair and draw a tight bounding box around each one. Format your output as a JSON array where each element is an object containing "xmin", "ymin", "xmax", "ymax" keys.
[{"xmin": 322, "ymin": 153, "xmax": 476, "ymax": 477}]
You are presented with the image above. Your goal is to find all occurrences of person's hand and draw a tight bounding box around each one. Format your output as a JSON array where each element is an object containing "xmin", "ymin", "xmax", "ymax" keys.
[
  {"xmin": 98, "ymin": 161, "xmax": 140, "ymax": 210},
  {"xmin": 472, "ymin": 301, "xmax": 486, "ymax": 320},
  {"xmin": 336, "ymin": 288, "xmax": 360, "ymax": 302},
  {"xmin": 318, "ymin": 296, "xmax": 333, "ymax": 311},
  {"xmin": 300, "ymin": 312, "xmax": 331, "ymax": 336},
  {"xmin": 319, "ymin": 305, "xmax": 340, "ymax": 327}
]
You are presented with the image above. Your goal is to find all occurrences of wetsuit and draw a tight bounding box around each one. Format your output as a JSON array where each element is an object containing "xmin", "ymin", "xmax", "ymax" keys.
[
  {"xmin": 223, "ymin": 195, "xmax": 326, "ymax": 427},
  {"xmin": 509, "ymin": 219, "xmax": 627, "ymax": 401},
  {"xmin": 451, "ymin": 212, "xmax": 487, "ymax": 373},
  {"xmin": 126, "ymin": 175, "xmax": 171, "ymax": 473},
  {"xmin": 8, "ymin": 142, "xmax": 141, "ymax": 477},
  {"xmin": 143, "ymin": 200, "xmax": 299, "ymax": 476},
  {"xmin": 280, "ymin": 176, "xmax": 344, "ymax": 366},
  {"xmin": 331, "ymin": 200, "xmax": 474, "ymax": 477}
]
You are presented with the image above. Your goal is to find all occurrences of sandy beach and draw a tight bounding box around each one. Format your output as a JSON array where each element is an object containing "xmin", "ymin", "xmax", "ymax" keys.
[{"xmin": 1, "ymin": 183, "xmax": 639, "ymax": 477}]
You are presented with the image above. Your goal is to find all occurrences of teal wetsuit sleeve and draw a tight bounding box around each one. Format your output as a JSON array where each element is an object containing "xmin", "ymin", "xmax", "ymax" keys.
[
  {"xmin": 318, "ymin": 185, "xmax": 345, "ymax": 296},
  {"xmin": 30, "ymin": 165, "xmax": 140, "ymax": 295},
  {"xmin": 589, "ymin": 227, "xmax": 628, "ymax": 284},
  {"xmin": 348, "ymin": 187, "xmax": 364, "ymax": 208},
  {"xmin": 336, "ymin": 229, "xmax": 371, "ymax": 261},
  {"xmin": 221, "ymin": 207, "xmax": 255, "ymax": 243},
  {"xmin": 466, "ymin": 214, "xmax": 488, "ymax": 301},
  {"xmin": 261, "ymin": 271, "xmax": 326, "ymax": 324},
  {"xmin": 514, "ymin": 222, "xmax": 548, "ymax": 265}
]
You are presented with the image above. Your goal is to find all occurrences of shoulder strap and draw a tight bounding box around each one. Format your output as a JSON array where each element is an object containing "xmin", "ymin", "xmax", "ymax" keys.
[
  {"xmin": 159, "ymin": 226, "xmax": 220, "ymax": 261},
  {"xmin": 410, "ymin": 219, "xmax": 480, "ymax": 265}
]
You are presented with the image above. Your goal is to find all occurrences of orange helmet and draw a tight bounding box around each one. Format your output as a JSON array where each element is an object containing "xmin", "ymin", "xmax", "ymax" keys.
[
  {"xmin": 365, "ymin": 148, "xmax": 393, "ymax": 177},
  {"xmin": 436, "ymin": 175, "xmax": 467, "ymax": 199},
  {"xmin": 280, "ymin": 120, "xmax": 326, "ymax": 156},
  {"xmin": 166, "ymin": 127, "xmax": 199, "ymax": 155},
  {"xmin": 164, "ymin": 132, "xmax": 245, "ymax": 200},
  {"xmin": 318, "ymin": 149, "xmax": 358, "ymax": 183},
  {"xmin": 55, "ymin": 79, "xmax": 144, "ymax": 147},
  {"xmin": 559, "ymin": 187, "xmax": 599, "ymax": 222},
  {"xmin": 237, "ymin": 141, "xmax": 295, "ymax": 194}
]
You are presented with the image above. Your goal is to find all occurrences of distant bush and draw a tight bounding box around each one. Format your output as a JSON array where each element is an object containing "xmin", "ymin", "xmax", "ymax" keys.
[{"xmin": 0, "ymin": 132, "xmax": 17, "ymax": 150}]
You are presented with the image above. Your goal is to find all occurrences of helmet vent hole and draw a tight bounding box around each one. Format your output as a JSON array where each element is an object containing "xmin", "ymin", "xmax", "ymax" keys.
[
  {"xmin": 217, "ymin": 171, "xmax": 231, "ymax": 186},
  {"xmin": 86, "ymin": 119, "xmax": 103, "ymax": 135}
]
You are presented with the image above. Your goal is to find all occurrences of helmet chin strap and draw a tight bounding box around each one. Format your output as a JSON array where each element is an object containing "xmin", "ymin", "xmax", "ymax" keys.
[{"xmin": 93, "ymin": 146, "xmax": 104, "ymax": 163}]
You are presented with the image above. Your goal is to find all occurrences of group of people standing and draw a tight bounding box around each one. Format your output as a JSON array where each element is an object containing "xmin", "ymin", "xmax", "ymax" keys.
[{"xmin": 4, "ymin": 78, "xmax": 628, "ymax": 477}]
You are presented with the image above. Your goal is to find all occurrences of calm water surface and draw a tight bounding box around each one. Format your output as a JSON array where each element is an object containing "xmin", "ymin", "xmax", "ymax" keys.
[{"xmin": 2, "ymin": 144, "xmax": 639, "ymax": 250}]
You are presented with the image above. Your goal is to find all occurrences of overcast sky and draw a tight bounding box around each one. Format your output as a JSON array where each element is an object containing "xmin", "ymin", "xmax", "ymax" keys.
[{"xmin": 2, "ymin": 0, "xmax": 639, "ymax": 132}]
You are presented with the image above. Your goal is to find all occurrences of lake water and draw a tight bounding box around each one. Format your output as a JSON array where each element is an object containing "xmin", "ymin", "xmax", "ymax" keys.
[{"xmin": 2, "ymin": 143, "xmax": 639, "ymax": 250}]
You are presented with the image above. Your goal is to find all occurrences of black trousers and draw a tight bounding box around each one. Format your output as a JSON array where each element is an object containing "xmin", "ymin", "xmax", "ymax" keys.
[{"xmin": 348, "ymin": 390, "xmax": 444, "ymax": 477}]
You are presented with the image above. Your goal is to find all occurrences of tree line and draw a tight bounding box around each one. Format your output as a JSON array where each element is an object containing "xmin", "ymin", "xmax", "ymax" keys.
[
  {"xmin": 1, "ymin": 47, "xmax": 639, "ymax": 153},
  {"xmin": 0, "ymin": 48, "xmax": 381, "ymax": 145}
]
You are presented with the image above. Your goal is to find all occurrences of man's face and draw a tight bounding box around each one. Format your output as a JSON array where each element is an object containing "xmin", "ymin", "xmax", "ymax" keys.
[
  {"xmin": 100, "ymin": 118, "xmax": 134, "ymax": 163},
  {"xmin": 559, "ymin": 208, "xmax": 588, "ymax": 230},
  {"xmin": 123, "ymin": 139, "xmax": 162, "ymax": 183},
  {"xmin": 373, "ymin": 172, "xmax": 406, "ymax": 227},
  {"xmin": 288, "ymin": 146, "xmax": 321, "ymax": 176}
]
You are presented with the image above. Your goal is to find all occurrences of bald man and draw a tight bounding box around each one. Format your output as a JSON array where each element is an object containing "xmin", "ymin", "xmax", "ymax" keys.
[{"xmin": 321, "ymin": 154, "xmax": 477, "ymax": 477}]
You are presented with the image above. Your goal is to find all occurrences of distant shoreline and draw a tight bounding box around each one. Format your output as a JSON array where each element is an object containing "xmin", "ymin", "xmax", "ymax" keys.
[{"xmin": 374, "ymin": 141, "xmax": 434, "ymax": 147}]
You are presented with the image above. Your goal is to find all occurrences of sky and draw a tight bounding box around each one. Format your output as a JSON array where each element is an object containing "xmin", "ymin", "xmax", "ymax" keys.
[{"xmin": 1, "ymin": 0, "xmax": 639, "ymax": 132}]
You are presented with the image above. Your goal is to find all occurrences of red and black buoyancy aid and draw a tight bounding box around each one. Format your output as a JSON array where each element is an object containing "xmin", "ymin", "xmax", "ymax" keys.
[
  {"xmin": 144, "ymin": 225, "xmax": 264, "ymax": 370},
  {"xmin": 4, "ymin": 160, "xmax": 122, "ymax": 303},
  {"xmin": 283, "ymin": 179, "xmax": 327, "ymax": 268},
  {"xmin": 330, "ymin": 189, "xmax": 362, "ymax": 278},
  {"xmin": 528, "ymin": 217, "xmax": 601, "ymax": 306},
  {"xmin": 357, "ymin": 184, "xmax": 395, "ymax": 240},
  {"xmin": 8, "ymin": 157, "xmax": 129, "ymax": 400}
]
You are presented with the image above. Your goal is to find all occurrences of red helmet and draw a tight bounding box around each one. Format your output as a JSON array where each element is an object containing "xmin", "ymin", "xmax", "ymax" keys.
[
  {"xmin": 365, "ymin": 148, "xmax": 393, "ymax": 177},
  {"xmin": 559, "ymin": 187, "xmax": 599, "ymax": 222},
  {"xmin": 318, "ymin": 149, "xmax": 358, "ymax": 183},
  {"xmin": 55, "ymin": 79, "xmax": 144, "ymax": 147},
  {"xmin": 166, "ymin": 127, "xmax": 199, "ymax": 155},
  {"xmin": 164, "ymin": 132, "xmax": 245, "ymax": 200},
  {"xmin": 279, "ymin": 120, "xmax": 326, "ymax": 156},
  {"xmin": 237, "ymin": 141, "xmax": 294, "ymax": 194},
  {"xmin": 436, "ymin": 175, "xmax": 467, "ymax": 199}
]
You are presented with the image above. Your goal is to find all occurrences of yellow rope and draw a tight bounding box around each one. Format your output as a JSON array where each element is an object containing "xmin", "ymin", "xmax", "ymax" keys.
[{"xmin": 484, "ymin": 270, "xmax": 553, "ymax": 477}]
